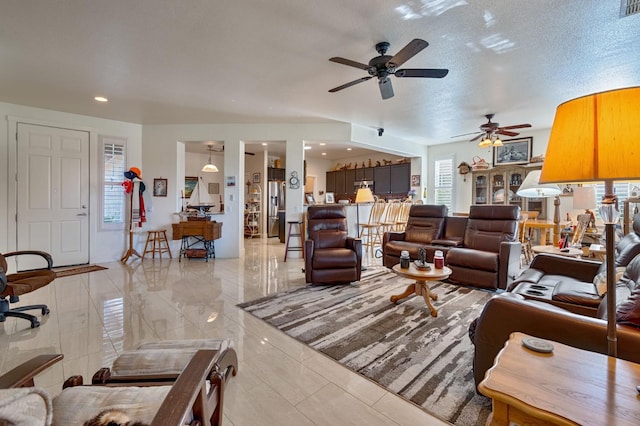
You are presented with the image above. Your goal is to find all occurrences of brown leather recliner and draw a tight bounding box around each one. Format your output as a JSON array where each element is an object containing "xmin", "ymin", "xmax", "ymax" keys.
[
  {"xmin": 446, "ymin": 205, "xmax": 521, "ymax": 290},
  {"xmin": 470, "ymin": 252, "xmax": 640, "ymax": 390},
  {"xmin": 305, "ymin": 205, "xmax": 362, "ymax": 285}
]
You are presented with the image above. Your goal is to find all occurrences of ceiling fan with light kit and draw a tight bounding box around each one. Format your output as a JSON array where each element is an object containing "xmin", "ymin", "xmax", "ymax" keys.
[
  {"xmin": 452, "ymin": 114, "xmax": 532, "ymax": 147},
  {"xmin": 328, "ymin": 38, "xmax": 449, "ymax": 100}
]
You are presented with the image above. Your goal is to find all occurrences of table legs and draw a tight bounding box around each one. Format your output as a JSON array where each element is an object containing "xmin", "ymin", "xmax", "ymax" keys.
[{"xmin": 390, "ymin": 280, "xmax": 438, "ymax": 317}]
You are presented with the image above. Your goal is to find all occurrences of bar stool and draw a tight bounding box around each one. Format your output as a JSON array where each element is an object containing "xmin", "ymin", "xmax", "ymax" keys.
[
  {"xmin": 284, "ymin": 221, "xmax": 304, "ymax": 262},
  {"xmin": 143, "ymin": 230, "xmax": 172, "ymax": 260}
]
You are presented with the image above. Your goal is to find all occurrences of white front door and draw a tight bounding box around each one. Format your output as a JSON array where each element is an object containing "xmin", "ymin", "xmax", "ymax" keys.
[{"xmin": 17, "ymin": 123, "xmax": 90, "ymax": 268}]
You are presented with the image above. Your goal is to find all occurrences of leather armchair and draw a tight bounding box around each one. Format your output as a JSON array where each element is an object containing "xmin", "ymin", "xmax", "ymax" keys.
[
  {"xmin": 470, "ymin": 252, "xmax": 640, "ymax": 389},
  {"xmin": 305, "ymin": 205, "xmax": 362, "ymax": 284},
  {"xmin": 0, "ymin": 250, "xmax": 56, "ymax": 328},
  {"xmin": 508, "ymin": 213, "xmax": 640, "ymax": 316},
  {"xmin": 446, "ymin": 205, "xmax": 521, "ymax": 290},
  {"xmin": 0, "ymin": 349, "xmax": 232, "ymax": 425}
]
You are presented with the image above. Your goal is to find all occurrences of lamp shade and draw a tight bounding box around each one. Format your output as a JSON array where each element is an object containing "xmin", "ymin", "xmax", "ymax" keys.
[
  {"xmin": 539, "ymin": 87, "xmax": 640, "ymax": 184},
  {"xmin": 201, "ymin": 164, "xmax": 219, "ymax": 172},
  {"xmin": 516, "ymin": 170, "xmax": 561, "ymax": 198},
  {"xmin": 572, "ymin": 186, "xmax": 597, "ymax": 210},
  {"xmin": 355, "ymin": 187, "xmax": 375, "ymax": 203}
]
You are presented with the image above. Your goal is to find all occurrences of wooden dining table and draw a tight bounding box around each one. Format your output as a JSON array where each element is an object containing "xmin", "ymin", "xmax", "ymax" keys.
[{"xmin": 524, "ymin": 219, "xmax": 569, "ymax": 246}]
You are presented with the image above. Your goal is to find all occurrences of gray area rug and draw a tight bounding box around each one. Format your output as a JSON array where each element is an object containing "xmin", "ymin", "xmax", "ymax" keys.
[{"xmin": 238, "ymin": 268, "xmax": 492, "ymax": 425}]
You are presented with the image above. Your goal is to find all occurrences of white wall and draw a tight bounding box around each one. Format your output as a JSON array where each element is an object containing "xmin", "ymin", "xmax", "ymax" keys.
[
  {"xmin": 0, "ymin": 101, "xmax": 142, "ymax": 262},
  {"xmin": 427, "ymin": 128, "xmax": 552, "ymax": 215}
]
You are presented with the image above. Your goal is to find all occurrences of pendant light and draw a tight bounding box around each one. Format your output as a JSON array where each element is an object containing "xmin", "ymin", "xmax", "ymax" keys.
[{"xmin": 201, "ymin": 144, "xmax": 219, "ymax": 172}]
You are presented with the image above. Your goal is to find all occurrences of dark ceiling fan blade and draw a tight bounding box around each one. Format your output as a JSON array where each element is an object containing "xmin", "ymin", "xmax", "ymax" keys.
[
  {"xmin": 379, "ymin": 77, "xmax": 394, "ymax": 99},
  {"xmin": 329, "ymin": 57, "xmax": 370, "ymax": 70},
  {"xmin": 386, "ymin": 38, "xmax": 429, "ymax": 68},
  {"xmin": 496, "ymin": 129, "xmax": 519, "ymax": 137},
  {"xmin": 395, "ymin": 68, "xmax": 449, "ymax": 78},
  {"xmin": 328, "ymin": 76, "xmax": 373, "ymax": 93},
  {"xmin": 470, "ymin": 133, "xmax": 484, "ymax": 142},
  {"xmin": 499, "ymin": 123, "xmax": 532, "ymax": 130},
  {"xmin": 450, "ymin": 131, "xmax": 481, "ymax": 138}
]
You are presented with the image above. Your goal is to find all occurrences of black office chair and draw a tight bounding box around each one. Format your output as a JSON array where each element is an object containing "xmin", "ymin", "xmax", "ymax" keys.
[{"xmin": 0, "ymin": 250, "xmax": 56, "ymax": 328}]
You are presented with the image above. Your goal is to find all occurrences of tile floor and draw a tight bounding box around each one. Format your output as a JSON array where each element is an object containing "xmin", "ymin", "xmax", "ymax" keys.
[{"xmin": 0, "ymin": 238, "xmax": 449, "ymax": 425}]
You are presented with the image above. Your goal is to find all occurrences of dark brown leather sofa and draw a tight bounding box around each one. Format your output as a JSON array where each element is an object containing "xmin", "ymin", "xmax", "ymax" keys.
[
  {"xmin": 383, "ymin": 204, "xmax": 521, "ymax": 290},
  {"xmin": 305, "ymin": 205, "xmax": 362, "ymax": 285},
  {"xmin": 470, "ymin": 252, "xmax": 640, "ymax": 390},
  {"xmin": 507, "ymin": 213, "xmax": 640, "ymax": 316}
]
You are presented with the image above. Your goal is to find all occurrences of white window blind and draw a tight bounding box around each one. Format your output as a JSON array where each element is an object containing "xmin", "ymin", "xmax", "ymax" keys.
[
  {"xmin": 593, "ymin": 182, "xmax": 631, "ymax": 220},
  {"xmin": 434, "ymin": 157, "xmax": 454, "ymax": 211},
  {"xmin": 101, "ymin": 136, "xmax": 126, "ymax": 230}
]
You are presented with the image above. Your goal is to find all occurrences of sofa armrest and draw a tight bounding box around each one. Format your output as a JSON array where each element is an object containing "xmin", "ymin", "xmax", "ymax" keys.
[
  {"xmin": 498, "ymin": 241, "xmax": 522, "ymax": 290},
  {"xmin": 471, "ymin": 293, "xmax": 640, "ymax": 389},
  {"xmin": 383, "ymin": 232, "xmax": 405, "ymax": 245},
  {"xmin": 305, "ymin": 239, "xmax": 315, "ymax": 283},
  {"xmin": 346, "ymin": 238, "xmax": 363, "ymax": 281},
  {"xmin": 0, "ymin": 354, "xmax": 63, "ymax": 388},
  {"xmin": 431, "ymin": 239, "xmax": 463, "ymax": 248},
  {"xmin": 528, "ymin": 254, "xmax": 602, "ymax": 282},
  {"xmin": 150, "ymin": 349, "xmax": 228, "ymax": 426}
]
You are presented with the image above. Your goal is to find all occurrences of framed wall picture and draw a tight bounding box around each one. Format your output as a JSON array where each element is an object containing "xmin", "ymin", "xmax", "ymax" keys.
[
  {"xmin": 305, "ymin": 193, "xmax": 315, "ymax": 205},
  {"xmin": 411, "ymin": 174, "xmax": 421, "ymax": 186},
  {"xmin": 493, "ymin": 137, "xmax": 533, "ymax": 166},
  {"xmin": 184, "ymin": 176, "xmax": 198, "ymax": 198},
  {"xmin": 153, "ymin": 178, "xmax": 168, "ymax": 197},
  {"xmin": 253, "ymin": 172, "xmax": 261, "ymax": 183},
  {"xmin": 325, "ymin": 192, "xmax": 335, "ymax": 203}
]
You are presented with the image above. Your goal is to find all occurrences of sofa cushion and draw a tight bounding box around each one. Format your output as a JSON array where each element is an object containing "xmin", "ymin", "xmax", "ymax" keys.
[
  {"xmin": 312, "ymin": 248, "xmax": 357, "ymax": 269},
  {"xmin": 552, "ymin": 280, "xmax": 601, "ymax": 307},
  {"xmin": 445, "ymin": 248, "xmax": 498, "ymax": 272},
  {"xmin": 314, "ymin": 230, "xmax": 347, "ymax": 249},
  {"xmin": 616, "ymin": 285, "xmax": 640, "ymax": 327},
  {"xmin": 404, "ymin": 218, "xmax": 444, "ymax": 244}
]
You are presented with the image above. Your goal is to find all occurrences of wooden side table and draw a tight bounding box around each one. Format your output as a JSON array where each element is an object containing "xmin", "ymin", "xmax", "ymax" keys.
[
  {"xmin": 479, "ymin": 332, "xmax": 640, "ymax": 425},
  {"xmin": 391, "ymin": 263, "xmax": 451, "ymax": 317},
  {"xmin": 531, "ymin": 245, "xmax": 583, "ymax": 258}
]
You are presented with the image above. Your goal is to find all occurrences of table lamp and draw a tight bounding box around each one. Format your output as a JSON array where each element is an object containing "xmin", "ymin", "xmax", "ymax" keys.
[
  {"xmin": 516, "ymin": 170, "xmax": 562, "ymax": 244},
  {"xmin": 539, "ymin": 86, "xmax": 640, "ymax": 357},
  {"xmin": 355, "ymin": 187, "xmax": 375, "ymax": 234},
  {"xmin": 572, "ymin": 186, "xmax": 597, "ymax": 229}
]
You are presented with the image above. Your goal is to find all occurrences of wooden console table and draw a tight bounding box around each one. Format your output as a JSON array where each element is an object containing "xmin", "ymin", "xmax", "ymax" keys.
[
  {"xmin": 479, "ymin": 332, "xmax": 640, "ymax": 425},
  {"xmin": 171, "ymin": 221, "xmax": 222, "ymax": 262}
]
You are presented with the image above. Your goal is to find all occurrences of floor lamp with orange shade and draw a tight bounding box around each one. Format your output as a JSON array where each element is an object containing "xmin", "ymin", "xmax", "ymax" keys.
[{"xmin": 539, "ymin": 86, "xmax": 640, "ymax": 356}]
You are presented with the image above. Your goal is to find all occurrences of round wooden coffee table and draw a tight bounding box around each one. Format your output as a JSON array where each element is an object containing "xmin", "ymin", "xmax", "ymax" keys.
[{"xmin": 391, "ymin": 263, "xmax": 452, "ymax": 317}]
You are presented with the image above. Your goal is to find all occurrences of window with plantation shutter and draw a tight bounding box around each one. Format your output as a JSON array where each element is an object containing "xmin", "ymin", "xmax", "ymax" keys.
[
  {"xmin": 434, "ymin": 156, "xmax": 454, "ymax": 211},
  {"xmin": 593, "ymin": 182, "xmax": 631, "ymax": 221},
  {"xmin": 100, "ymin": 136, "xmax": 126, "ymax": 230}
]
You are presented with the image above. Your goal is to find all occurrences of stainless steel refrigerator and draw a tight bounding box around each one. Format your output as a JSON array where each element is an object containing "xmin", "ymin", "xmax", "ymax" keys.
[{"xmin": 267, "ymin": 180, "xmax": 286, "ymax": 237}]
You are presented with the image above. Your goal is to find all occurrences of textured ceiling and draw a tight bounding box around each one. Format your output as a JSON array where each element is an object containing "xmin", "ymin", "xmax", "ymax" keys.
[{"xmin": 1, "ymin": 1, "xmax": 639, "ymax": 151}]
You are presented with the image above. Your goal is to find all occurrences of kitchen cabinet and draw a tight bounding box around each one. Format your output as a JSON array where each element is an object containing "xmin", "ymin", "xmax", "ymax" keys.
[
  {"xmin": 374, "ymin": 166, "xmax": 391, "ymax": 194},
  {"xmin": 326, "ymin": 171, "xmax": 336, "ymax": 193},
  {"xmin": 268, "ymin": 167, "xmax": 286, "ymax": 181},
  {"xmin": 355, "ymin": 167, "xmax": 374, "ymax": 182},
  {"xmin": 390, "ymin": 164, "xmax": 411, "ymax": 194},
  {"xmin": 326, "ymin": 163, "xmax": 410, "ymax": 199},
  {"xmin": 471, "ymin": 165, "xmax": 547, "ymax": 219}
]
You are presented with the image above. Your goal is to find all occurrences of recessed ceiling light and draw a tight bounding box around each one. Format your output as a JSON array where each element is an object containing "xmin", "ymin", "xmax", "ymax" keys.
[
  {"xmin": 304, "ymin": 146, "xmax": 312, "ymax": 150},
  {"xmin": 320, "ymin": 143, "xmax": 326, "ymax": 146},
  {"xmin": 322, "ymin": 152, "xmax": 327, "ymax": 156},
  {"xmin": 94, "ymin": 96, "xmax": 108, "ymax": 102},
  {"xmin": 347, "ymin": 148, "xmax": 353, "ymax": 151},
  {"xmin": 261, "ymin": 142, "xmax": 268, "ymax": 146}
]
